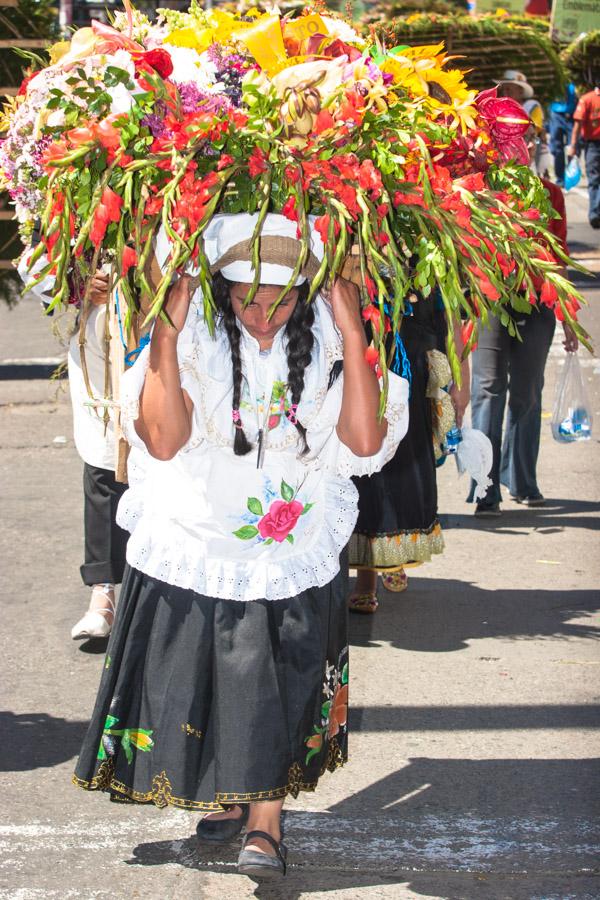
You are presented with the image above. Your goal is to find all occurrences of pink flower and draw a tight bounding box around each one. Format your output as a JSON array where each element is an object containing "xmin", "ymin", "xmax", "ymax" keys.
[{"xmin": 258, "ymin": 500, "xmax": 304, "ymax": 543}]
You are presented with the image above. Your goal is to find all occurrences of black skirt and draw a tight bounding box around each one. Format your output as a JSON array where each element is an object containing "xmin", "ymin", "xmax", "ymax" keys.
[
  {"xmin": 73, "ymin": 564, "xmax": 348, "ymax": 811},
  {"xmin": 349, "ymin": 303, "xmax": 445, "ymax": 571}
]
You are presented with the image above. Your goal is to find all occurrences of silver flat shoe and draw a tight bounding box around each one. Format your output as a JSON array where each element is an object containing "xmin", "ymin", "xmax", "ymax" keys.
[{"xmin": 237, "ymin": 830, "xmax": 287, "ymax": 880}]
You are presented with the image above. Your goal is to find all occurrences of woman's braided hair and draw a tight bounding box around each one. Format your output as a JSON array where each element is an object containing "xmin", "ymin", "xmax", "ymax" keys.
[{"xmin": 213, "ymin": 272, "xmax": 314, "ymax": 456}]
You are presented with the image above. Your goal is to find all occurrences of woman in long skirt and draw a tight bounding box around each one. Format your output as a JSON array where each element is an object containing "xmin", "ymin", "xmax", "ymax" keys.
[{"xmin": 73, "ymin": 213, "xmax": 409, "ymax": 879}]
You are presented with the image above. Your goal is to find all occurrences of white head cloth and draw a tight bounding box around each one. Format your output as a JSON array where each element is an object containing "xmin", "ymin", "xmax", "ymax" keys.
[{"xmin": 203, "ymin": 212, "xmax": 325, "ymax": 286}]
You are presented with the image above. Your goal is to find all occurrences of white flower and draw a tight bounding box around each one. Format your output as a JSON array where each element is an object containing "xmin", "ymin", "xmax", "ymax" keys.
[
  {"xmin": 108, "ymin": 49, "xmax": 136, "ymax": 80},
  {"xmin": 108, "ymin": 82, "xmax": 134, "ymax": 116},
  {"xmin": 321, "ymin": 16, "xmax": 365, "ymax": 48},
  {"xmin": 168, "ymin": 46, "xmax": 218, "ymax": 90}
]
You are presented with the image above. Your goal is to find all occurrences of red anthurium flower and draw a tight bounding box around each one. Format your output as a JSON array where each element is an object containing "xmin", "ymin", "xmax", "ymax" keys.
[
  {"xmin": 475, "ymin": 87, "xmax": 529, "ymax": 164},
  {"xmin": 364, "ymin": 274, "xmax": 377, "ymax": 302},
  {"xmin": 121, "ymin": 246, "xmax": 137, "ymax": 277},
  {"xmin": 95, "ymin": 118, "xmax": 121, "ymax": 152}
]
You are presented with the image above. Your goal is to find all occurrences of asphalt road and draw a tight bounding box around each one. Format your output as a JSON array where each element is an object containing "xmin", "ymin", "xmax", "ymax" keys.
[{"xmin": 0, "ymin": 189, "xmax": 598, "ymax": 899}]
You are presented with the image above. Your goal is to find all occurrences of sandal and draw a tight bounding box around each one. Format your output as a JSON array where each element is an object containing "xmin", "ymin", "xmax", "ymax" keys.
[
  {"xmin": 237, "ymin": 829, "xmax": 287, "ymax": 880},
  {"xmin": 71, "ymin": 584, "xmax": 115, "ymax": 640},
  {"xmin": 381, "ymin": 569, "xmax": 409, "ymax": 593},
  {"xmin": 348, "ymin": 592, "xmax": 378, "ymax": 614}
]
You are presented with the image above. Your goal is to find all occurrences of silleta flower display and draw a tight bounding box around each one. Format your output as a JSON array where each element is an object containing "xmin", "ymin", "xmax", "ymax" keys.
[{"xmin": 0, "ymin": 2, "xmax": 590, "ymax": 402}]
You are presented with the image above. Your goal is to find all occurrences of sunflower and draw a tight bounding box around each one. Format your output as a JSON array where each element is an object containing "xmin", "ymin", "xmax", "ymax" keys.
[{"xmin": 380, "ymin": 49, "xmax": 478, "ymax": 133}]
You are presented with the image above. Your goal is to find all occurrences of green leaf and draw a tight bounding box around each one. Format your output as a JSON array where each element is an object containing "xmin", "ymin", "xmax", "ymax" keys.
[
  {"xmin": 280, "ymin": 480, "xmax": 294, "ymax": 502},
  {"xmin": 285, "ymin": 533, "xmax": 294, "ymax": 544},
  {"xmin": 247, "ymin": 497, "xmax": 263, "ymax": 516},
  {"xmin": 232, "ymin": 525, "xmax": 259, "ymax": 540},
  {"xmin": 264, "ymin": 537, "xmax": 274, "ymax": 545},
  {"xmin": 300, "ymin": 502, "xmax": 314, "ymax": 515},
  {"xmin": 321, "ymin": 700, "xmax": 332, "ymax": 720},
  {"xmin": 342, "ymin": 663, "xmax": 348, "ymax": 685}
]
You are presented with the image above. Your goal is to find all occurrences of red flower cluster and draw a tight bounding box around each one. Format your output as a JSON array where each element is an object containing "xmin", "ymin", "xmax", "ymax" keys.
[{"xmin": 90, "ymin": 187, "xmax": 123, "ymax": 248}]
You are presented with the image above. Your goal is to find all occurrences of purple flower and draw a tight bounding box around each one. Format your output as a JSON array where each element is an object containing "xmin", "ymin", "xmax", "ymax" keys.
[
  {"xmin": 141, "ymin": 113, "xmax": 167, "ymax": 138},
  {"xmin": 178, "ymin": 82, "xmax": 233, "ymax": 115}
]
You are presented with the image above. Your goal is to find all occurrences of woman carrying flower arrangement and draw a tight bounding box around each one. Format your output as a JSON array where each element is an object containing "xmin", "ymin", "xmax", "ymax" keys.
[{"xmin": 73, "ymin": 213, "xmax": 409, "ymax": 880}]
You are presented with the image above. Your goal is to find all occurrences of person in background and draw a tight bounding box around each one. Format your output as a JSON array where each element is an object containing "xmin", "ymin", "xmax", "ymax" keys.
[
  {"xmin": 468, "ymin": 126, "xmax": 579, "ymax": 516},
  {"xmin": 549, "ymin": 83, "xmax": 577, "ymax": 187},
  {"xmin": 18, "ymin": 257, "xmax": 128, "ymax": 639},
  {"xmin": 67, "ymin": 272, "xmax": 129, "ymax": 640},
  {"xmin": 568, "ymin": 79, "xmax": 600, "ymax": 229}
]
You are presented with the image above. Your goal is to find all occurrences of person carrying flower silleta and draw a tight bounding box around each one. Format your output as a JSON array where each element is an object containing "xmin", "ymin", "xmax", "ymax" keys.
[{"xmin": 73, "ymin": 213, "xmax": 409, "ymax": 880}]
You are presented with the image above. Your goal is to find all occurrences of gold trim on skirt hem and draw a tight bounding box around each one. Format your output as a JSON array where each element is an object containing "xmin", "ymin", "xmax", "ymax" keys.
[
  {"xmin": 349, "ymin": 520, "xmax": 444, "ymax": 571},
  {"xmin": 72, "ymin": 739, "xmax": 346, "ymax": 812}
]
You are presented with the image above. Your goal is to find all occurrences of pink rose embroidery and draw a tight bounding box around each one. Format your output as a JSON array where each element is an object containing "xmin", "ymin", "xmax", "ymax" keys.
[{"xmin": 257, "ymin": 500, "xmax": 304, "ymax": 543}]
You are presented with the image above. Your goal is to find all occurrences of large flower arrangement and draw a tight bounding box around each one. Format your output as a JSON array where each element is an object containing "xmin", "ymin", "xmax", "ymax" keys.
[{"xmin": 0, "ymin": 3, "xmax": 589, "ymax": 403}]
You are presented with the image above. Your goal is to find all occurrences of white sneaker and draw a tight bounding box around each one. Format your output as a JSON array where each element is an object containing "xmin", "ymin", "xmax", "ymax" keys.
[{"xmin": 71, "ymin": 584, "xmax": 115, "ymax": 640}]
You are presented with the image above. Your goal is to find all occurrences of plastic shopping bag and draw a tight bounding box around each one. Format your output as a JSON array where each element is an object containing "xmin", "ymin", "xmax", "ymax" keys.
[
  {"xmin": 551, "ymin": 352, "xmax": 593, "ymax": 442},
  {"xmin": 564, "ymin": 157, "xmax": 581, "ymax": 191}
]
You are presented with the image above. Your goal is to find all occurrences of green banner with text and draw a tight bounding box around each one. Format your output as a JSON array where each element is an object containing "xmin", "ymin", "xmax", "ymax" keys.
[{"xmin": 551, "ymin": 0, "xmax": 600, "ymax": 43}]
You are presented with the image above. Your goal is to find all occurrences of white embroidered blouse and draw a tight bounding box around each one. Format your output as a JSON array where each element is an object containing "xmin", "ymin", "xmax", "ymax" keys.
[{"xmin": 117, "ymin": 294, "xmax": 409, "ymax": 602}]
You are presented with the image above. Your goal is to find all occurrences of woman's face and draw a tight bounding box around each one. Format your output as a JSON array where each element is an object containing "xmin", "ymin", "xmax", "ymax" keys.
[{"xmin": 230, "ymin": 283, "xmax": 299, "ymax": 350}]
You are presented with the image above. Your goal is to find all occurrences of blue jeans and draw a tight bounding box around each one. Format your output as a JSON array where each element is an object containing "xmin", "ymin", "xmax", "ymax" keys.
[
  {"xmin": 468, "ymin": 307, "xmax": 556, "ymax": 505},
  {"xmin": 548, "ymin": 110, "xmax": 572, "ymax": 184},
  {"xmin": 584, "ymin": 140, "xmax": 600, "ymax": 225}
]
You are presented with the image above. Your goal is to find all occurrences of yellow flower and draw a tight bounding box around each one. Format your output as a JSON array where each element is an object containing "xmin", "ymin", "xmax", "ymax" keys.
[
  {"xmin": 129, "ymin": 730, "xmax": 154, "ymax": 752},
  {"xmin": 381, "ymin": 46, "xmax": 478, "ymax": 133}
]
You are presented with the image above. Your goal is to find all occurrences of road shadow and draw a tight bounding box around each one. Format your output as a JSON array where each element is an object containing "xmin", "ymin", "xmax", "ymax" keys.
[
  {"xmin": 440, "ymin": 498, "xmax": 600, "ymax": 536},
  {"xmin": 349, "ymin": 579, "xmax": 600, "ymax": 651},
  {"xmin": 125, "ymin": 756, "xmax": 600, "ymax": 897},
  {"xmin": 0, "ymin": 710, "xmax": 88, "ymax": 772}
]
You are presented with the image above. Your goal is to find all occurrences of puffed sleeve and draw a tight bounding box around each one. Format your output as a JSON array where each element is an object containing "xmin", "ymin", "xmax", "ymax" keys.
[
  {"xmin": 120, "ymin": 309, "xmax": 207, "ymax": 455},
  {"xmin": 305, "ymin": 370, "xmax": 410, "ymax": 477}
]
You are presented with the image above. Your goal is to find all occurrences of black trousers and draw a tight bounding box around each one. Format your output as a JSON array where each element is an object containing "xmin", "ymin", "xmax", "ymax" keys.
[
  {"xmin": 469, "ymin": 306, "xmax": 556, "ymax": 504},
  {"xmin": 81, "ymin": 464, "xmax": 129, "ymax": 587}
]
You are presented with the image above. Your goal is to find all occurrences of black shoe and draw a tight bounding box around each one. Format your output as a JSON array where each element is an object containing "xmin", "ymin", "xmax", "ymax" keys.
[
  {"xmin": 475, "ymin": 501, "xmax": 501, "ymax": 517},
  {"xmin": 196, "ymin": 804, "xmax": 249, "ymax": 843},
  {"xmin": 590, "ymin": 217, "xmax": 600, "ymax": 230},
  {"xmin": 511, "ymin": 493, "xmax": 545, "ymax": 507},
  {"xmin": 237, "ymin": 830, "xmax": 287, "ymax": 880}
]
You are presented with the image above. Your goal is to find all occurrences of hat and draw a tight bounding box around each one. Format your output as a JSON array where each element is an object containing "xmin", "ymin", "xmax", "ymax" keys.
[
  {"xmin": 497, "ymin": 70, "xmax": 534, "ymax": 100},
  {"xmin": 203, "ymin": 213, "xmax": 325, "ymax": 286}
]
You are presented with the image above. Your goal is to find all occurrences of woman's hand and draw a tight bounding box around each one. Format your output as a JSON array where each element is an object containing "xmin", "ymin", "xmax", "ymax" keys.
[
  {"xmin": 89, "ymin": 272, "xmax": 109, "ymax": 307},
  {"xmin": 449, "ymin": 379, "xmax": 470, "ymax": 428},
  {"xmin": 154, "ymin": 274, "xmax": 192, "ymax": 339},
  {"xmin": 326, "ymin": 277, "xmax": 364, "ymax": 339},
  {"xmin": 562, "ymin": 321, "xmax": 579, "ymax": 353}
]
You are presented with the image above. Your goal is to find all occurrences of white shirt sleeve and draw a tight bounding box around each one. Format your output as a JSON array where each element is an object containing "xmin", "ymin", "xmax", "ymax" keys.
[
  {"xmin": 305, "ymin": 370, "xmax": 410, "ymax": 478},
  {"xmin": 119, "ymin": 311, "xmax": 207, "ymax": 455}
]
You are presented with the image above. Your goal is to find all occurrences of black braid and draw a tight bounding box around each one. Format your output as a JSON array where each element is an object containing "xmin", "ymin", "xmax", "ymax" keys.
[
  {"xmin": 212, "ymin": 273, "xmax": 314, "ymax": 456},
  {"xmin": 213, "ymin": 272, "xmax": 253, "ymax": 456},
  {"xmin": 284, "ymin": 282, "xmax": 313, "ymax": 455}
]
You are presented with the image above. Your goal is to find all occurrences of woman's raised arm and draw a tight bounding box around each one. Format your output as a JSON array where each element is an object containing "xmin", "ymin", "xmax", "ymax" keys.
[
  {"xmin": 135, "ymin": 275, "xmax": 194, "ymax": 460},
  {"xmin": 330, "ymin": 278, "xmax": 388, "ymax": 457}
]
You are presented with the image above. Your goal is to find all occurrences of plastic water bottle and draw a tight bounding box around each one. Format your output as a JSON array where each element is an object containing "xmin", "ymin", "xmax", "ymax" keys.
[
  {"xmin": 443, "ymin": 426, "xmax": 462, "ymax": 455},
  {"xmin": 555, "ymin": 407, "xmax": 592, "ymax": 442}
]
